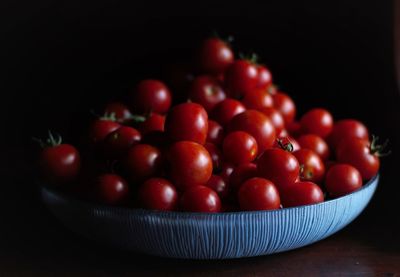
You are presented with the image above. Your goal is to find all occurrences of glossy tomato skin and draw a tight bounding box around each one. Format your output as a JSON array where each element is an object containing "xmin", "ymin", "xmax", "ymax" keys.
[
  {"xmin": 228, "ymin": 110, "xmax": 276, "ymax": 152},
  {"xmin": 222, "ymin": 131, "xmax": 258, "ymax": 165},
  {"xmin": 40, "ymin": 144, "xmax": 81, "ymax": 184},
  {"xmin": 124, "ymin": 144, "xmax": 162, "ymax": 183},
  {"xmin": 197, "ymin": 38, "xmax": 234, "ymax": 75},
  {"xmin": 95, "ymin": 174, "xmax": 129, "ymax": 205},
  {"xmin": 293, "ymin": 149, "xmax": 325, "ymax": 183},
  {"xmin": 257, "ymin": 66, "xmax": 273, "ymax": 89},
  {"xmin": 211, "ymin": 98, "xmax": 246, "ymax": 126},
  {"xmin": 138, "ymin": 178, "xmax": 178, "ymax": 211},
  {"xmin": 104, "ymin": 102, "xmax": 132, "ymax": 123},
  {"xmin": 229, "ymin": 163, "xmax": 258, "ymax": 195},
  {"xmin": 220, "ymin": 162, "xmax": 235, "ymax": 183},
  {"xmin": 336, "ymin": 138, "xmax": 379, "ymax": 180},
  {"xmin": 189, "ymin": 76, "xmax": 226, "ymax": 112},
  {"xmin": 204, "ymin": 143, "xmax": 222, "ymax": 171},
  {"xmin": 328, "ymin": 119, "xmax": 369, "ymax": 149},
  {"xmin": 224, "ymin": 60, "xmax": 259, "ymax": 98},
  {"xmin": 260, "ymin": 107, "xmax": 285, "ymax": 135},
  {"xmin": 281, "ymin": 181, "xmax": 324, "ymax": 208},
  {"xmin": 242, "ymin": 88, "xmax": 274, "ymax": 111},
  {"xmin": 180, "ymin": 185, "xmax": 221, "ymax": 212},
  {"xmin": 300, "ymin": 108, "xmax": 333, "ymax": 138},
  {"xmin": 89, "ymin": 119, "xmax": 121, "ymax": 144},
  {"xmin": 325, "ymin": 164, "xmax": 362, "ymax": 197},
  {"xmin": 238, "ymin": 177, "xmax": 280, "ymax": 211},
  {"xmin": 165, "ymin": 103, "xmax": 208, "ymax": 145},
  {"xmin": 297, "ymin": 134, "xmax": 330, "ymax": 161},
  {"xmin": 272, "ymin": 92, "xmax": 296, "ymax": 124},
  {"xmin": 206, "ymin": 175, "xmax": 229, "ymax": 199},
  {"xmin": 168, "ymin": 141, "xmax": 213, "ymax": 191},
  {"xmin": 103, "ymin": 126, "xmax": 141, "ymax": 159},
  {"xmin": 134, "ymin": 79, "xmax": 172, "ymax": 114},
  {"xmin": 138, "ymin": 113, "xmax": 165, "ymax": 135},
  {"xmin": 206, "ymin": 120, "xmax": 224, "ymax": 145},
  {"xmin": 257, "ymin": 148, "xmax": 300, "ymax": 191}
]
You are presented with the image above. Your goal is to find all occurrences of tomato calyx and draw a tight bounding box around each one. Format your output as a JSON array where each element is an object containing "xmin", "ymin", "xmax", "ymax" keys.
[
  {"xmin": 370, "ymin": 134, "xmax": 391, "ymax": 157},
  {"xmin": 33, "ymin": 130, "xmax": 63, "ymax": 148},
  {"xmin": 276, "ymin": 138, "xmax": 294, "ymax": 152},
  {"xmin": 211, "ymin": 31, "xmax": 234, "ymax": 46},
  {"xmin": 299, "ymin": 165, "xmax": 314, "ymax": 180},
  {"xmin": 239, "ymin": 52, "xmax": 259, "ymax": 64}
]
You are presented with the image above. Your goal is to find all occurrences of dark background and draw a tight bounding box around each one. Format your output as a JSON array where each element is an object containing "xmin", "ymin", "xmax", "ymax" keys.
[{"xmin": 1, "ymin": 0, "xmax": 399, "ymax": 275}]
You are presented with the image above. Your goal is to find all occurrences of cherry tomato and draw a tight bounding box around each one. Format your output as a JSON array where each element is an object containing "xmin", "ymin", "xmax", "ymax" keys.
[
  {"xmin": 205, "ymin": 175, "xmax": 229, "ymax": 199},
  {"xmin": 204, "ymin": 143, "xmax": 222, "ymax": 171},
  {"xmin": 39, "ymin": 136, "xmax": 81, "ymax": 184},
  {"xmin": 223, "ymin": 131, "xmax": 258, "ymax": 165},
  {"xmin": 228, "ymin": 163, "xmax": 258, "ymax": 195},
  {"xmin": 133, "ymin": 79, "xmax": 172, "ymax": 114},
  {"xmin": 168, "ymin": 141, "xmax": 212, "ymax": 190},
  {"xmin": 293, "ymin": 149, "xmax": 325, "ymax": 183},
  {"xmin": 197, "ymin": 37, "xmax": 234, "ymax": 75},
  {"xmin": 95, "ymin": 174, "xmax": 129, "ymax": 205},
  {"xmin": 278, "ymin": 129, "xmax": 289, "ymax": 138},
  {"xmin": 238, "ymin": 177, "xmax": 280, "ymax": 211},
  {"xmin": 300, "ymin": 108, "xmax": 333, "ymax": 138},
  {"xmin": 224, "ymin": 59, "xmax": 259, "ymax": 97},
  {"xmin": 103, "ymin": 126, "xmax": 141, "ymax": 159},
  {"xmin": 272, "ymin": 92, "xmax": 296, "ymax": 124},
  {"xmin": 228, "ymin": 110, "xmax": 276, "ymax": 152},
  {"xmin": 165, "ymin": 103, "xmax": 208, "ymax": 144},
  {"xmin": 257, "ymin": 148, "xmax": 300, "ymax": 191},
  {"xmin": 297, "ymin": 134, "xmax": 330, "ymax": 161},
  {"xmin": 138, "ymin": 178, "xmax": 178, "ymax": 211},
  {"xmin": 211, "ymin": 98, "xmax": 246, "ymax": 126},
  {"xmin": 325, "ymin": 164, "xmax": 362, "ymax": 197},
  {"xmin": 281, "ymin": 181, "xmax": 324, "ymax": 208},
  {"xmin": 220, "ymin": 162, "xmax": 235, "ymax": 183},
  {"xmin": 180, "ymin": 185, "xmax": 221, "ymax": 212},
  {"xmin": 206, "ymin": 120, "xmax": 224, "ymax": 145},
  {"xmin": 124, "ymin": 144, "xmax": 162, "ymax": 183},
  {"xmin": 189, "ymin": 75, "xmax": 226, "ymax": 112},
  {"xmin": 138, "ymin": 113, "xmax": 165, "ymax": 135},
  {"xmin": 89, "ymin": 118, "xmax": 121, "ymax": 144},
  {"xmin": 104, "ymin": 102, "xmax": 132, "ymax": 123},
  {"xmin": 336, "ymin": 138, "xmax": 380, "ymax": 180},
  {"xmin": 256, "ymin": 65, "xmax": 272, "ymax": 89},
  {"xmin": 328, "ymin": 119, "xmax": 369, "ymax": 149},
  {"xmin": 260, "ymin": 107, "xmax": 284, "ymax": 135},
  {"xmin": 242, "ymin": 88, "xmax": 274, "ymax": 111},
  {"xmin": 286, "ymin": 121, "xmax": 301, "ymax": 138}
]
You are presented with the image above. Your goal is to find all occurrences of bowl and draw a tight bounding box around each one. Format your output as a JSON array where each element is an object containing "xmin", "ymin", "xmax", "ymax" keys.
[{"xmin": 41, "ymin": 175, "xmax": 379, "ymax": 259}]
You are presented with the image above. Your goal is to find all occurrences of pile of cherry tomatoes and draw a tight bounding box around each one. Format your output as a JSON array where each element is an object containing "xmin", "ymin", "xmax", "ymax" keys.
[{"xmin": 36, "ymin": 36, "xmax": 388, "ymax": 213}]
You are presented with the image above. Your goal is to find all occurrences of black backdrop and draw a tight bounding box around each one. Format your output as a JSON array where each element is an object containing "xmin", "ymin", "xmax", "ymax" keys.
[{"xmin": 1, "ymin": 0, "xmax": 399, "ymax": 272}]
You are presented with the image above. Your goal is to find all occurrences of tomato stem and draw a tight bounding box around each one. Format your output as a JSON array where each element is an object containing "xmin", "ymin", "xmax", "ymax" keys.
[
  {"xmin": 370, "ymin": 134, "xmax": 391, "ymax": 157},
  {"xmin": 277, "ymin": 138, "xmax": 294, "ymax": 152}
]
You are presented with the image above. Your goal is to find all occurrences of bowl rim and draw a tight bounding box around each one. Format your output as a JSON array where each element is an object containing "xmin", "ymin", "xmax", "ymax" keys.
[{"xmin": 41, "ymin": 174, "xmax": 379, "ymax": 218}]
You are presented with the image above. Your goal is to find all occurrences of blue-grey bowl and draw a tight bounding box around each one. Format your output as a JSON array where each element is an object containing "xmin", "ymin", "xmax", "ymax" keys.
[{"xmin": 41, "ymin": 175, "xmax": 379, "ymax": 259}]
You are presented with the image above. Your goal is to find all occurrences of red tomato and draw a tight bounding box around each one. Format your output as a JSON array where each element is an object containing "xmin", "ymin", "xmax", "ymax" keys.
[
  {"xmin": 165, "ymin": 103, "xmax": 208, "ymax": 144},
  {"xmin": 242, "ymin": 88, "xmax": 274, "ymax": 111},
  {"xmin": 137, "ymin": 113, "xmax": 165, "ymax": 135},
  {"xmin": 300, "ymin": 108, "xmax": 333, "ymax": 138},
  {"xmin": 133, "ymin": 79, "xmax": 172, "ymax": 114},
  {"xmin": 205, "ymin": 175, "xmax": 229, "ymax": 199},
  {"xmin": 228, "ymin": 110, "xmax": 276, "ymax": 152},
  {"xmin": 259, "ymin": 107, "xmax": 284, "ymax": 135},
  {"xmin": 103, "ymin": 126, "xmax": 141, "ymax": 159},
  {"xmin": 336, "ymin": 138, "xmax": 380, "ymax": 180},
  {"xmin": 89, "ymin": 119, "xmax": 121, "ymax": 144},
  {"xmin": 256, "ymin": 65, "xmax": 272, "ymax": 89},
  {"xmin": 238, "ymin": 177, "xmax": 280, "ymax": 211},
  {"xmin": 211, "ymin": 98, "xmax": 246, "ymax": 126},
  {"xmin": 293, "ymin": 149, "xmax": 325, "ymax": 183},
  {"xmin": 204, "ymin": 143, "xmax": 222, "ymax": 171},
  {"xmin": 95, "ymin": 174, "xmax": 129, "ymax": 205},
  {"xmin": 197, "ymin": 38, "xmax": 234, "ymax": 75},
  {"xmin": 272, "ymin": 92, "xmax": 296, "ymax": 124},
  {"xmin": 220, "ymin": 162, "xmax": 235, "ymax": 183},
  {"xmin": 223, "ymin": 131, "xmax": 258, "ymax": 165},
  {"xmin": 297, "ymin": 134, "xmax": 330, "ymax": 161},
  {"xmin": 206, "ymin": 120, "xmax": 224, "ymax": 146},
  {"xmin": 189, "ymin": 75, "xmax": 226, "ymax": 112},
  {"xmin": 124, "ymin": 144, "xmax": 162, "ymax": 183},
  {"xmin": 168, "ymin": 141, "xmax": 212, "ymax": 190},
  {"xmin": 286, "ymin": 121, "xmax": 301, "ymax": 138},
  {"xmin": 138, "ymin": 178, "xmax": 178, "ymax": 211},
  {"xmin": 180, "ymin": 185, "xmax": 221, "ymax": 212},
  {"xmin": 224, "ymin": 60, "xmax": 259, "ymax": 97},
  {"xmin": 328, "ymin": 119, "xmax": 369, "ymax": 149},
  {"xmin": 257, "ymin": 148, "xmax": 300, "ymax": 191},
  {"xmin": 104, "ymin": 102, "xmax": 132, "ymax": 123},
  {"xmin": 281, "ymin": 181, "xmax": 324, "ymax": 208},
  {"xmin": 325, "ymin": 164, "xmax": 362, "ymax": 197},
  {"xmin": 228, "ymin": 163, "xmax": 258, "ymax": 195}
]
